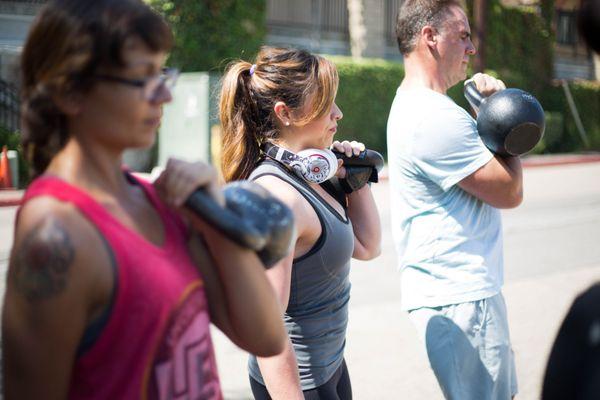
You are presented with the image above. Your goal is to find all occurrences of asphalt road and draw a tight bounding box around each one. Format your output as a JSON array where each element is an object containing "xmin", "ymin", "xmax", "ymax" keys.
[
  {"xmin": 1, "ymin": 162, "xmax": 599, "ymax": 399},
  {"xmin": 212, "ymin": 162, "xmax": 600, "ymax": 400}
]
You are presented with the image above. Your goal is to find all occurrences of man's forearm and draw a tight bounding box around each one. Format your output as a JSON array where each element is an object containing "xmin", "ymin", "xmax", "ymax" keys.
[{"xmin": 498, "ymin": 155, "xmax": 523, "ymax": 201}]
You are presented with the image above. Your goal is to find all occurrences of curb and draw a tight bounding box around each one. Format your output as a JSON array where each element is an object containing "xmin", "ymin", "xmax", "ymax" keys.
[
  {"xmin": 521, "ymin": 154, "xmax": 600, "ymax": 168},
  {"xmin": 1, "ymin": 154, "xmax": 599, "ymax": 207},
  {"xmin": 0, "ymin": 189, "xmax": 23, "ymax": 207}
]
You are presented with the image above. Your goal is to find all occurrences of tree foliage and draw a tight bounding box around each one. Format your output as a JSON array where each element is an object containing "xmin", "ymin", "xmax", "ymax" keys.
[{"xmin": 148, "ymin": 0, "xmax": 266, "ymax": 72}]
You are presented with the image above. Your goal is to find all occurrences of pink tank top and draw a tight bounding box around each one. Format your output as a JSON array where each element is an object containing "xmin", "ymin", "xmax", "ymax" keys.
[{"xmin": 21, "ymin": 175, "xmax": 223, "ymax": 400}]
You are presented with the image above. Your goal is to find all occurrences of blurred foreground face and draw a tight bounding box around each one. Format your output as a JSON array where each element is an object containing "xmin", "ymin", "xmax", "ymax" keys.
[{"xmin": 76, "ymin": 38, "xmax": 173, "ymax": 150}]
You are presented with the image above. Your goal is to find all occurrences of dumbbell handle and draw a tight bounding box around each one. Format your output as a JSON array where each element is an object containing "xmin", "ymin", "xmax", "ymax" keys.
[
  {"xmin": 463, "ymin": 79, "xmax": 487, "ymax": 112},
  {"xmin": 333, "ymin": 149, "xmax": 384, "ymax": 172},
  {"xmin": 185, "ymin": 189, "xmax": 267, "ymax": 250}
]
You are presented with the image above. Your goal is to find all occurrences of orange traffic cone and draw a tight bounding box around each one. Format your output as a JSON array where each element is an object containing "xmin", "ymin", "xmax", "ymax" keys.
[{"xmin": 0, "ymin": 145, "xmax": 13, "ymax": 189}]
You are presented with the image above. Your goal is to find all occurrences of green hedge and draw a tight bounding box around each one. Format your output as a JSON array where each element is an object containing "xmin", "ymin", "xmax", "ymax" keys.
[
  {"xmin": 539, "ymin": 80, "xmax": 600, "ymax": 152},
  {"xmin": 329, "ymin": 57, "xmax": 600, "ymax": 158},
  {"xmin": 331, "ymin": 57, "xmax": 404, "ymax": 158}
]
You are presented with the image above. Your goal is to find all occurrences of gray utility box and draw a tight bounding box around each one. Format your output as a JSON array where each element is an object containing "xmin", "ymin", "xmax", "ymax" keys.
[{"xmin": 158, "ymin": 72, "xmax": 220, "ymax": 167}]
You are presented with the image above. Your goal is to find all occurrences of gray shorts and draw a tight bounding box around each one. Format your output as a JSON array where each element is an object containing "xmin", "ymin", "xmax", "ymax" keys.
[{"xmin": 409, "ymin": 293, "xmax": 518, "ymax": 400}]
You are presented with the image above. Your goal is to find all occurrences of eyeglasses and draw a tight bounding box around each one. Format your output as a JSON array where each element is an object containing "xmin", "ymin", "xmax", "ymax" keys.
[{"xmin": 94, "ymin": 67, "xmax": 179, "ymax": 101}]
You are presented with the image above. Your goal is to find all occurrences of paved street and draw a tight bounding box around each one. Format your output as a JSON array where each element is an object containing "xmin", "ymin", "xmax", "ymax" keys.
[
  {"xmin": 211, "ymin": 162, "xmax": 600, "ymax": 400},
  {"xmin": 1, "ymin": 162, "xmax": 599, "ymax": 399}
]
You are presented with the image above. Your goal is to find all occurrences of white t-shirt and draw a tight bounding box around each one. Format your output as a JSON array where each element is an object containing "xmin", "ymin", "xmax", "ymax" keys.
[{"xmin": 386, "ymin": 87, "xmax": 503, "ymax": 311}]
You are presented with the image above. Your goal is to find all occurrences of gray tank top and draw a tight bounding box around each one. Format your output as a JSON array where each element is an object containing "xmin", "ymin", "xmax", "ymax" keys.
[{"xmin": 248, "ymin": 160, "xmax": 355, "ymax": 390}]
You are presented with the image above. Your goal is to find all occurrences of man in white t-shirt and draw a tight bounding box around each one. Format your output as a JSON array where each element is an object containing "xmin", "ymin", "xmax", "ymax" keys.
[{"xmin": 387, "ymin": 0, "xmax": 523, "ymax": 399}]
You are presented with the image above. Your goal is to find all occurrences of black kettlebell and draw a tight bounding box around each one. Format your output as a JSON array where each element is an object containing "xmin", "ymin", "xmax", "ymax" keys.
[
  {"xmin": 464, "ymin": 79, "xmax": 545, "ymax": 157},
  {"xmin": 185, "ymin": 181, "xmax": 295, "ymax": 268}
]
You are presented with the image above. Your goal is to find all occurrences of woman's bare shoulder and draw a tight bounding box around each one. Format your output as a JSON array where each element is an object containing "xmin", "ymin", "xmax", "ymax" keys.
[
  {"xmin": 253, "ymin": 175, "xmax": 303, "ymax": 207},
  {"xmin": 11, "ymin": 196, "xmax": 113, "ymax": 301}
]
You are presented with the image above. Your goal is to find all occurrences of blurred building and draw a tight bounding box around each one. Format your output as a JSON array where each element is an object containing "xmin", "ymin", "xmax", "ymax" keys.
[
  {"xmin": 0, "ymin": 0, "xmax": 597, "ymax": 85},
  {"xmin": 552, "ymin": 0, "xmax": 598, "ymax": 79},
  {"xmin": 266, "ymin": 0, "xmax": 402, "ymax": 60},
  {"xmin": 502, "ymin": 0, "xmax": 597, "ymax": 79},
  {"xmin": 266, "ymin": 0, "xmax": 598, "ymax": 81},
  {"xmin": 0, "ymin": 1, "xmax": 44, "ymax": 133},
  {"xmin": 0, "ymin": 0, "xmax": 42, "ymax": 83}
]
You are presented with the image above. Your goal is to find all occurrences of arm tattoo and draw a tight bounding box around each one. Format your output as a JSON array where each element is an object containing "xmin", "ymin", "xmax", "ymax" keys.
[{"xmin": 12, "ymin": 217, "xmax": 75, "ymax": 301}]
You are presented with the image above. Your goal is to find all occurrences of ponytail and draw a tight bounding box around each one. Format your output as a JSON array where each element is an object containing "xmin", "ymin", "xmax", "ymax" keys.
[
  {"xmin": 219, "ymin": 62, "xmax": 269, "ymax": 182},
  {"xmin": 21, "ymin": 87, "xmax": 69, "ymax": 178}
]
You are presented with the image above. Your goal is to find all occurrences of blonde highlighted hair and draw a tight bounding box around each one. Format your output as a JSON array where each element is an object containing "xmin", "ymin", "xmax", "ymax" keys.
[{"xmin": 219, "ymin": 46, "xmax": 339, "ymax": 182}]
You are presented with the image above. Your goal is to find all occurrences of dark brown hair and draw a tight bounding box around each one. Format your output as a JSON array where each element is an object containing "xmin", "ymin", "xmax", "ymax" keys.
[
  {"xmin": 219, "ymin": 46, "xmax": 339, "ymax": 182},
  {"xmin": 395, "ymin": 0, "xmax": 464, "ymax": 55},
  {"xmin": 20, "ymin": 0, "xmax": 173, "ymax": 178}
]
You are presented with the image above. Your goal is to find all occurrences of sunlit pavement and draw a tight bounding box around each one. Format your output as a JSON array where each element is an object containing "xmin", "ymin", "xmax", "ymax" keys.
[{"xmin": 1, "ymin": 160, "xmax": 599, "ymax": 399}]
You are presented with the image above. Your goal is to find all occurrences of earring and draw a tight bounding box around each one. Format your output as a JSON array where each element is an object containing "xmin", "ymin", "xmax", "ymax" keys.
[{"xmin": 285, "ymin": 122, "xmax": 290, "ymax": 126}]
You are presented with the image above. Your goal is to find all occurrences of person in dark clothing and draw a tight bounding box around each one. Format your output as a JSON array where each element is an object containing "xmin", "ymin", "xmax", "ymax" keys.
[{"xmin": 542, "ymin": 283, "xmax": 600, "ymax": 400}]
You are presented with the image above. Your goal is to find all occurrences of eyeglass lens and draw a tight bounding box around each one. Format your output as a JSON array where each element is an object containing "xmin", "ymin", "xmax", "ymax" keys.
[{"xmin": 144, "ymin": 69, "xmax": 178, "ymax": 100}]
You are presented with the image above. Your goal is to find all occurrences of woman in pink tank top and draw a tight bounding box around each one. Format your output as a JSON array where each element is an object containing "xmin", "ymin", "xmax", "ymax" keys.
[{"xmin": 2, "ymin": 1, "xmax": 286, "ymax": 399}]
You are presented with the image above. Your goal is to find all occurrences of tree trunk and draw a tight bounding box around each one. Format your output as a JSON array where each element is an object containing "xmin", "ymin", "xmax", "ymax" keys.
[
  {"xmin": 473, "ymin": 0, "xmax": 487, "ymax": 72},
  {"xmin": 347, "ymin": 0, "xmax": 366, "ymax": 59}
]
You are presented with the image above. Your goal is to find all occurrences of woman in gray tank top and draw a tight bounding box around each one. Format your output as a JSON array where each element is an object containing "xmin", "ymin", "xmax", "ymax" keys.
[{"xmin": 219, "ymin": 47, "xmax": 382, "ymax": 399}]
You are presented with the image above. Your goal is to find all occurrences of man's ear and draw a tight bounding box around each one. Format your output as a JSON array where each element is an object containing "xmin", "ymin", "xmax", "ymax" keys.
[
  {"xmin": 273, "ymin": 101, "xmax": 292, "ymax": 127},
  {"xmin": 52, "ymin": 91, "xmax": 83, "ymax": 116},
  {"xmin": 422, "ymin": 25, "xmax": 438, "ymax": 48}
]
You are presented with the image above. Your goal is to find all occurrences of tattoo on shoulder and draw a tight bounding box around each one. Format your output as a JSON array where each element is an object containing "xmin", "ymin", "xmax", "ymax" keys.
[{"xmin": 12, "ymin": 217, "xmax": 75, "ymax": 301}]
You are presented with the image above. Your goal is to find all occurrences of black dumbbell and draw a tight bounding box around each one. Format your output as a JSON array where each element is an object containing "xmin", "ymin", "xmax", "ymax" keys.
[
  {"xmin": 185, "ymin": 181, "xmax": 295, "ymax": 268},
  {"xmin": 464, "ymin": 79, "xmax": 545, "ymax": 157}
]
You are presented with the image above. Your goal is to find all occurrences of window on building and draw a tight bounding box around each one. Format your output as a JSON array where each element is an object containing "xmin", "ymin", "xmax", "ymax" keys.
[
  {"xmin": 556, "ymin": 10, "xmax": 578, "ymax": 46},
  {"xmin": 268, "ymin": 0, "xmax": 312, "ymax": 29},
  {"xmin": 322, "ymin": 0, "xmax": 348, "ymax": 34},
  {"xmin": 267, "ymin": 0, "xmax": 348, "ymax": 35}
]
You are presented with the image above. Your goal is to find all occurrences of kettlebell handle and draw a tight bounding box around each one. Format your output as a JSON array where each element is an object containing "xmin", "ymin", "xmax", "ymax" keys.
[
  {"xmin": 185, "ymin": 189, "xmax": 267, "ymax": 251},
  {"xmin": 463, "ymin": 79, "xmax": 486, "ymax": 111},
  {"xmin": 463, "ymin": 78, "xmax": 546, "ymax": 157},
  {"xmin": 333, "ymin": 149, "xmax": 384, "ymax": 173}
]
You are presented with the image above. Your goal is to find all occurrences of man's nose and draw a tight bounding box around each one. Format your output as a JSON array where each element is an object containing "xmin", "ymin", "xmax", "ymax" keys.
[{"xmin": 467, "ymin": 40, "xmax": 477, "ymax": 55}]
